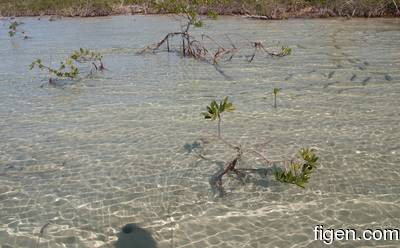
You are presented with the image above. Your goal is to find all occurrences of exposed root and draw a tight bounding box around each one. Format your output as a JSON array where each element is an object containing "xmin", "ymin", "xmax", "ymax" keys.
[
  {"xmin": 206, "ymin": 134, "xmax": 311, "ymax": 196},
  {"xmin": 138, "ymin": 13, "xmax": 291, "ymax": 70}
]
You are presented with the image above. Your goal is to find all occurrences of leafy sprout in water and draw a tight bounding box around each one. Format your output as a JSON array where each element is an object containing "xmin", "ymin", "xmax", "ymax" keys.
[
  {"xmin": 29, "ymin": 48, "xmax": 105, "ymax": 84},
  {"xmin": 186, "ymin": 7, "xmax": 203, "ymax": 28},
  {"xmin": 273, "ymin": 87, "xmax": 281, "ymax": 108},
  {"xmin": 70, "ymin": 48, "xmax": 105, "ymax": 71},
  {"xmin": 273, "ymin": 87, "xmax": 281, "ymax": 95},
  {"xmin": 70, "ymin": 48, "xmax": 103, "ymax": 62},
  {"xmin": 202, "ymin": 96, "xmax": 235, "ymax": 137},
  {"xmin": 201, "ymin": 97, "xmax": 319, "ymax": 194},
  {"xmin": 29, "ymin": 58, "xmax": 80, "ymax": 83},
  {"xmin": 273, "ymin": 148, "xmax": 319, "ymax": 188},
  {"xmin": 280, "ymin": 46, "xmax": 292, "ymax": 56},
  {"xmin": 8, "ymin": 21, "xmax": 22, "ymax": 37}
]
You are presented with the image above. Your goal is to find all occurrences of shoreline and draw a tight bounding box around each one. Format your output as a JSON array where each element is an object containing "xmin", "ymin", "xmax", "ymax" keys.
[
  {"xmin": 4, "ymin": 14, "xmax": 400, "ymax": 21},
  {"xmin": 1, "ymin": 3, "xmax": 399, "ymax": 19}
]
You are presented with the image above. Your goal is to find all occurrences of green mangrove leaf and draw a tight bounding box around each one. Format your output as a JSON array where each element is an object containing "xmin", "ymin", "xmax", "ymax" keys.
[
  {"xmin": 273, "ymin": 148, "xmax": 318, "ymax": 188},
  {"xmin": 273, "ymin": 88, "xmax": 281, "ymax": 95}
]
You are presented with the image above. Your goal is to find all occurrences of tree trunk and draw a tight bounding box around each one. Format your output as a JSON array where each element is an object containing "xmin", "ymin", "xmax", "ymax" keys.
[{"xmin": 218, "ymin": 117, "xmax": 221, "ymax": 137}]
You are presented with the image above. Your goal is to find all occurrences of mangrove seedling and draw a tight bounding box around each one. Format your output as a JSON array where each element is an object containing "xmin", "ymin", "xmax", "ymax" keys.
[
  {"xmin": 202, "ymin": 96, "xmax": 235, "ymax": 137},
  {"xmin": 139, "ymin": 3, "xmax": 203, "ymax": 57},
  {"xmin": 273, "ymin": 148, "xmax": 319, "ymax": 188},
  {"xmin": 29, "ymin": 58, "xmax": 79, "ymax": 84},
  {"xmin": 8, "ymin": 21, "xmax": 29, "ymax": 38},
  {"xmin": 29, "ymin": 48, "xmax": 105, "ymax": 84},
  {"xmin": 70, "ymin": 48, "xmax": 105, "ymax": 72},
  {"xmin": 8, "ymin": 21, "xmax": 20, "ymax": 37},
  {"xmin": 280, "ymin": 46, "xmax": 292, "ymax": 56},
  {"xmin": 273, "ymin": 88, "xmax": 281, "ymax": 108},
  {"xmin": 139, "ymin": 2, "xmax": 292, "ymax": 74},
  {"xmin": 200, "ymin": 97, "xmax": 319, "ymax": 195}
]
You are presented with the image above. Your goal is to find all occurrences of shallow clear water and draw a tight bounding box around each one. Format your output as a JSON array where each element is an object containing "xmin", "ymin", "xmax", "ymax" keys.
[{"xmin": 0, "ymin": 16, "xmax": 400, "ymax": 248}]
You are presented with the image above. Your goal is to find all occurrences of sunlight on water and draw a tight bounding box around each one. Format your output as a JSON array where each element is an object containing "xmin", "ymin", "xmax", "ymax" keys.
[{"xmin": 0, "ymin": 16, "xmax": 400, "ymax": 247}]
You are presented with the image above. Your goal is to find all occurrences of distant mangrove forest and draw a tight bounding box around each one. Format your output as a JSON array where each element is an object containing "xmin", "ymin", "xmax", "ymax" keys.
[{"xmin": 1, "ymin": 0, "xmax": 399, "ymax": 18}]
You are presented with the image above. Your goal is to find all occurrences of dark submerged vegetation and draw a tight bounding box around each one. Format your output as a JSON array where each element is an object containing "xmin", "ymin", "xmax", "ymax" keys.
[{"xmin": 0, "ymin": 0, "xmax": 399, "ymax": 18}]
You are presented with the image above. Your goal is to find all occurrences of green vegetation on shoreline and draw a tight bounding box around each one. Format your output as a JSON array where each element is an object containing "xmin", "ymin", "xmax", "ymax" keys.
[{"xmin": 0, "ymin": 0, "xmax": 399, "ymax": 18}]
